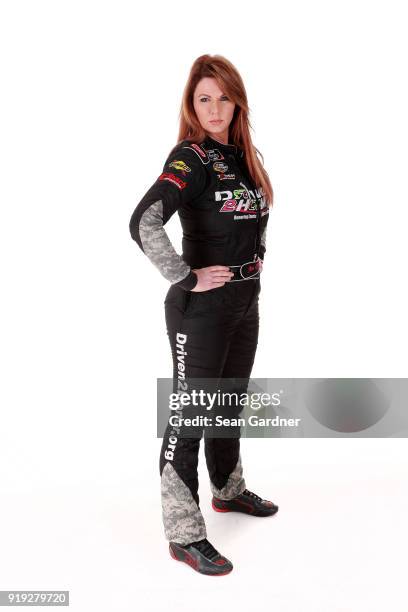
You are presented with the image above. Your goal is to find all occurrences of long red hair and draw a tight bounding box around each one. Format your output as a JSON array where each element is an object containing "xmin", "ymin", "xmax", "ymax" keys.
[{"xmin": 174, "ymin": 54, "xmax": 274, "ymax": 208}]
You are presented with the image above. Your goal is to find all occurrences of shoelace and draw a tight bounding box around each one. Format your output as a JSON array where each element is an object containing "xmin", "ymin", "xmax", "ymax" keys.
[
  {"xmin": 242, "ymin": 489, "xmax": 264, "ymax": 503},
  {"xmin": 191, "ymin": 538, "xmax": 220, "ymax": 560}
]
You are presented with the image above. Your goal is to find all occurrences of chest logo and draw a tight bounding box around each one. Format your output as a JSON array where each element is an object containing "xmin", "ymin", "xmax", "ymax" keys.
[
  {"xmin": 215, "ymin": 187, "xmax": 268, "ymax": 213},
  {"xmin": 213, "ymin": 162, "xmax": 228, "ymax": 173},
  {"xmin": 206, "ymin": 148, "xmax": 225, "ymax": 162},
  {"xmin": 218, "ymin": 173, "xmax": 236, "ymax": 180}
]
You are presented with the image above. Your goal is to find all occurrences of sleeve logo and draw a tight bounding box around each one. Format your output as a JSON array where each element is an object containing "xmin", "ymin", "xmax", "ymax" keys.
[
  {"xmin": 159, "ymin": 172, "xmax": 187, "ymax": 190},
  {"xmin": 169, "ymin": 160, "xmax": 191, "ymax": 176}
]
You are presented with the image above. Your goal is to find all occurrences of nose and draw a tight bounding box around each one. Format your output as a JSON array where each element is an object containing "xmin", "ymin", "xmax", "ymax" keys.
[{"xmin": 210, "ymin": 100, "xmax": 222, "ymax": 115}]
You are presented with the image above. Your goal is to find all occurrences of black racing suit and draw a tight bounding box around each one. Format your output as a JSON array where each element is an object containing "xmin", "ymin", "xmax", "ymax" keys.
[{"xmin": 129, "ymin": 134, "xmax": 269, "ymax": 545}]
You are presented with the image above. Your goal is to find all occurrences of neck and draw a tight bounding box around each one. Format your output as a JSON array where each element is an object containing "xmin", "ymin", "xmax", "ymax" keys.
[{"xmin": 207, "ymin": 130, "xmax": 229, "ymax": 145}]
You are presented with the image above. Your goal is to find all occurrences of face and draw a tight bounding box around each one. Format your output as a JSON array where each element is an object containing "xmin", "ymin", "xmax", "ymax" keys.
[{"xmin": 193, "ymin": 77, "xmax": 236, "ymax": 142}]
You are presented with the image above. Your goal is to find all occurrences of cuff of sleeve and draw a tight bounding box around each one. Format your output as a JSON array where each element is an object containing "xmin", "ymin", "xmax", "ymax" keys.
[
  {"xmin": 173, "ymin": 270, "xmax": 198, "ymax": 291},
  {"xmin": 258, "ymin": 246, "xmax": 266, "ymax": 261}
]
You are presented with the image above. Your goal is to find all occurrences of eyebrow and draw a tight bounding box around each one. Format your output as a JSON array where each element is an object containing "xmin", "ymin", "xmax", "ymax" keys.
[{"xmin": 197, "ymin": 93, "xmax": 227, "ymax": 97}]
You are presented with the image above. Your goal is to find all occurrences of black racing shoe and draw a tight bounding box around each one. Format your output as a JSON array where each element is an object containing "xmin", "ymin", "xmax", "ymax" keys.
[
  {"xmin": 169, "ymin": 538, "xmax": 233, "ymax": 576},
  {"xmin": 212, "ymin": 488, "xmax": 279, "ymax": 517}
]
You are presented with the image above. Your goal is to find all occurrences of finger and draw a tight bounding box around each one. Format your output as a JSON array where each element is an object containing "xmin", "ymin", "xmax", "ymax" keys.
[
  {"xmin": 208, "ymin": 265, "xmax": 231, "ymax": 272},
  {"xmin": 209, "ymin": 277, "xmax": 231, "ymax": 285},
  {"xmin": 210, "ymin": 281, "xmax": 226, "ymax": 288},
  {"xmin": 210, "ymin": 271, "xmax": 233, "ymax": 280},
  {"xmin": 211, "ymin": 268, "xmax": 233, "ymax": 275}
]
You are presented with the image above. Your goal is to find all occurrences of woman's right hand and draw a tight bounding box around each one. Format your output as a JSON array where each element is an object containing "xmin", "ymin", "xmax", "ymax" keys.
[{"xmin": 191, "ymin": 266, "xmax": 234, "ymax": 292}]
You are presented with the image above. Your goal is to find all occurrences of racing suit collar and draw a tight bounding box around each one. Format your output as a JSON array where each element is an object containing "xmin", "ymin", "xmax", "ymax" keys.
[{"xmin": 203, "ymin": 134, "xmax": 243, "ymax": 158}]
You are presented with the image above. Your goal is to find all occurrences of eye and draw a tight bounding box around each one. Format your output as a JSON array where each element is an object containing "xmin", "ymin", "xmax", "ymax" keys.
[{"xmin": 199, "ymin": 96, "xmax": 229, "ymax": 102}]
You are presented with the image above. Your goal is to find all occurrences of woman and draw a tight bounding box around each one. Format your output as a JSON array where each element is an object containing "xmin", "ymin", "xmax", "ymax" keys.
[{"xmin": 129, "ymin": 54, "xmax": 278, "ymax": 576}]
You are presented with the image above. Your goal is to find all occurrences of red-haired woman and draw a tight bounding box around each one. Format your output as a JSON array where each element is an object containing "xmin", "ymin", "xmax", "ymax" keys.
[{"xmin": 129, "ymin": 54, "xmax": 278, "ymax": 575}]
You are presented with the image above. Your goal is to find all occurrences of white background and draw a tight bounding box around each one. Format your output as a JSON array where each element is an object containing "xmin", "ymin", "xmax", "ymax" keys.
[{"xmin": 0, "ymin": 0, "xmax": 407, "ymax": 610}]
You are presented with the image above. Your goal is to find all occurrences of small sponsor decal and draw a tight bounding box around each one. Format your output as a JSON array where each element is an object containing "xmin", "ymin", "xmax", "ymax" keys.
[
  {"xmin": 218, "ymin": 173, "xmax": 236, "ymax": 180},
  {"xmin": 213, "ymin": 162, "xmax": 228, "ymax": 173},
  {"xmin": 169, "ymin": 160, "xmax": 191, "ymax": 175},
  {"xmin": 159, "ymin": 172, "xmax": 187, "ymax": 190},
  {"xmin": 207, "ymin": 148, "xmax": 225, "ymax": 161},
  {"xmin": 241, "ymin": 260, "xmax": 261, "ymax": 277},
  {"xmin": 191, "ymin": 143, "xmax": 207, "ymax": 158}
]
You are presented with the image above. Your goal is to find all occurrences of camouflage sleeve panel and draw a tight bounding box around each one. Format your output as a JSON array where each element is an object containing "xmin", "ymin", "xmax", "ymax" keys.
[
  {"xmin": 258, "ymin": 224, "xmax": 268, "ymax": 261},
  {"xmin": 129, "ymin": 147, "xmax": 207, "ymax": 290}
]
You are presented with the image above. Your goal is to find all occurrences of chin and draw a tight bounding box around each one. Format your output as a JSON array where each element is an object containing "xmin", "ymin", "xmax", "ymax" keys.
[{"xmin": 208, "ymin": 123, "xmax": 224, "ymax": 133}]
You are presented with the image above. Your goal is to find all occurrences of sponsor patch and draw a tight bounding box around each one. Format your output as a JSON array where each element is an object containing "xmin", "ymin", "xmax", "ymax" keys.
[
  {"xmin": 190, "ymin": 143, "xmax": 207, "ymax": 158},
  {"xmin": 218, "ymin": 173, "xmax": 236, "ymax": 180},
  {"xmin": 169, "ymin": 160, "xmax": 191, "ymax": 175},
  {"xmin": 213, "ymin": 162, "xmax": 228, "ymax": 173},
  {"xmin": 215, "ymin": 187, "xmax": 267, "ymax": 214},
  {"xmin": 159, "ymin": 172, "xmax": 187, "ymax": 190},
  {"xmin": 219, "ymin": 199, "xmax": 257, "ymax": 213},
  {"xmin": 207, "ymin": 148, "xmax": 225, "ymax": 161}
]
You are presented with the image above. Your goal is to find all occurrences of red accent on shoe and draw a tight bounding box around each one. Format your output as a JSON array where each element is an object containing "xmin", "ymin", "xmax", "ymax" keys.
[
  {"xmin": 169, "ymin": 545, "xmax": 198, "ymax": 570},
  {"xmin": 169, "ymin": 546, "xmax": 177, "ymax": 560},
  {"xmin": 184, "ymin": 550, "xmax": 199, "ymax": 570},
  {"xmin": 169, "ymin": 543, "xmax": 232, "ymax": 575},
  {"xmin": 212, "ymin": 498, "xmax": 232, "ymax": 513}
]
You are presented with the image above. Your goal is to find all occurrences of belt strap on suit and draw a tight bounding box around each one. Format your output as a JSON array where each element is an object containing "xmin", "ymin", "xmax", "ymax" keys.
[{"xmin": 228, "ymin": 255, "xmax": 262, "ymax": 282}]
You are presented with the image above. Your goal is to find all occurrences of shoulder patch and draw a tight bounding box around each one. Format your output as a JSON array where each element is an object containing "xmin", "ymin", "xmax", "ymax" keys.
[
  {"xmin": 168, "ymin": 159, "xmax": 192, "ymax": 175},
  {"xmin": 181, "ymin": 143, "xmax": 211, "ymax": 165}
]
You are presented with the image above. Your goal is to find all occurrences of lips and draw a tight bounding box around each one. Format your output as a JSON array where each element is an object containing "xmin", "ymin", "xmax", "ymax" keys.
[{"xmin": 210, "ymin": 120, "xmax": 222, "ymax": 124}]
